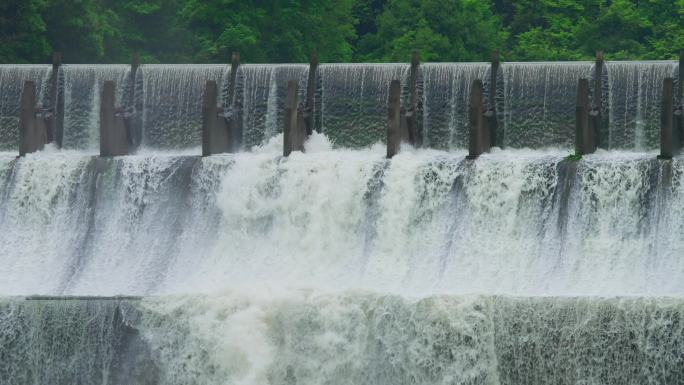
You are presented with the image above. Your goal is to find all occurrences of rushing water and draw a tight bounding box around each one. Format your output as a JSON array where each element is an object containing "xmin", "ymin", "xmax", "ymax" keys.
[
  {"xmin": 1, "ymin": 59, "xmax": 684, "ymax": 384},
  {"xmin": 420, "ymin": 63, "xmax": 489, "ymax": 149},
  {"xmin": 140, "ymin": 64, "xmax": 230, "ymax": 149},
  {"xmin": 2, "ymin": 294, "xmax": 683, "ymax": 385},
  {"xmin": 318, "ymin": 64, "xmax": 407, "ymax": 147},
  {"xmin": 500, "ymin": 62, "xmax": 593, "ymax": 148},
  {"xmin": 606, "ymin": 61, "xmax": 678, "ymax": 150},
  {"xmin": 61, "ymin": 65, "xmax": 130, "ymax": 150},
  {"xmin": 0, "ymin": 61, "xmax": 679, "ymax": 152},
  {"xmin": 0, "ymin": 142, "xmax": 682, "ymax": 297},
  {"xmin": 240, "ymin": 64, "xmax": 308, "ymax": 148},
  {"xmin": 0, "ymin": 65, "xmax": 51, "ymax": 151}
]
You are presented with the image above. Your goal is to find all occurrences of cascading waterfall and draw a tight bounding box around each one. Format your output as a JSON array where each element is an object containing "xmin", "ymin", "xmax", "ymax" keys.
[
  {"xmin": 2, "ymin": 294, "xmax": 683, "ymax": 385},
  {"xmin": 1, "ymin": 59, "xmax": 684, "ymax": 384},
  {"xmin": 61, "ymin": 65, "xmax": 130, "ymax": 150},
  {"xmin": 0, "ymin": 65, "xmax": 51, "ymax": 151},
  {"xmin": 501, "ymin": 62, "xmax": 592, "ymax": 148},
  {"xmin": 1, "ymin": 145, "xmax": 683, "ymax": 297},
  {"xmin": 240, "ymin": 64, "xmax": 307, "ymax": 148},
  {"xmin": 607, "ymin": 61, "xmax": 677, "ymax": 150},
  {"xmin": 420, "ymin": 63, "xmax": 488, "ymax": 149},
  {"xmin": 0, "ymin": 61, "xmax": 679, "ymax": 152},
  {"xmin": 319, "ymin": 64, "xmax": 407, "ymax": 147},
  {"xmin": 140, "ymin": 65, "xmax": 229, "ymax": 149}
]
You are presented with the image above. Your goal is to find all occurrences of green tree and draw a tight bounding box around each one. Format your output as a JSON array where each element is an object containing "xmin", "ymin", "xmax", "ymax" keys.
[
  {"xmin": 1, "ymin": 0, "xmax": 683, "ymax": 64},
  {"xmin": 0, "ymin": 0, "xmax": 51, "ymax": 63},
  {"xmin": 180, "ymin": 0, "xmax": 357, "ymax": 63},
  {"xmin": 503, "ymin": 0, "xmax": 599, "ymax": 60},
  {"xmin": 577, "ymin": 0, "xmax": 651, "ymax": 59},
  {"xmin": 43, "ymin": 0, "xmax": 113, "ymax": 63},
  {"xmin": 103, "ymin": 0, "xmax": 194, "ymax": 63},
  {"xmin": 357, "ymin": 0, "xmax": 505, "ymax": 62},
  {"xmin": 635, "ymin": 0, "xmax": 684, "ymax": 60}
]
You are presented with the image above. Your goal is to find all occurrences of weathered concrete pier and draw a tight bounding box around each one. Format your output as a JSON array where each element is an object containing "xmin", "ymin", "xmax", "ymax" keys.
[
  {"xmin": 660, "ymin": 78, "xmax": 680, "ymax": 158},
  {"xmin": 467, "ymin": 79, "xmax": 490, "ymax": 159},
  {"xmin": 486, "ymin": 51, "xmax": 500, "ymax": 147},
  {"xmin": 283, "ymin": 80, "xmax": 306, "ymax": 156},
  {"xmin": 202, "ymin": 52, "xmax": 242, "ymax": 156},
  {"xmin": 202, "ymin": 80, "xmax": 231, "ymax": 156},
  {"xmin": 575, "ymin": 78, "xmax": 595, "ymax": 156},
  {"xmin": 385, "ymin": 52, "xmax": 422, "ymax": 158},
  {"xmin": 98, "ymin": 56, "xmax": 144, "ymax": 156},
  {"xmin": 18, "ymin": 81, "xmax": 48, "ymax": 156},
  {"xmin": 302, "ymin": 52, "xmax": 319, "ymax": 136},
  {"xmin": 18, "ymin": 52, "xmax": 63, "ymax": 156},
  {"xmin": 99, "ymin": 81, "xmax": 130, "ymax": 156},
  {"xmin": 591, "ymin": 51, "xmax": 605, "ymax": 149},
  {"xmin": 48, "ymin": 52, "xmax": 64, "ymax": 145},
  {"xmin": 386, "ymin": 80, "xmax": 405, "ymax": 158}
]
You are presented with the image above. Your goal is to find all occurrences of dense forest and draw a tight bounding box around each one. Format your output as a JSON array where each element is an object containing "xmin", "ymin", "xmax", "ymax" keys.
[{"xmin": 1, "ymin": 0, "xmax": 683, "ymax": 64}]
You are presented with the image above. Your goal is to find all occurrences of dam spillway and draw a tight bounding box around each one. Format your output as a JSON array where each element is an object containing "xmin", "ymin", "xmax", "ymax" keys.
[{"xmin": 1, "ymin": 55, "xmax": 684, "ymax": 384}]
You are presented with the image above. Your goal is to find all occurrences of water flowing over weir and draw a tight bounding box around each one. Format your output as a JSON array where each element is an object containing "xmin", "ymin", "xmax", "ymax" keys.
[
  {"xmin": 0, "ymin": 61, "xmax": 679, "ymax": 152},
  {"xmin": 500, "ymin": 62, "xmax": 592, "ymax": 148},
  {"xmin": 420, "ymin": 63, "xmax": 488, "ymax": 149},
  {"xmin": 0, "ymin": 65, "xmax": 51, "ymax": 151},
  {"xmin": 2, "ymin": 56, "xmax": 684, "ymax": 384},
  {"xmin": 607, "ymin": 61, "xmax": 678, "ymax": 149},
  {"xmin": 61, "ymin": 65, "xmax": 130, "ymax": 150},
  {"xmin": 141, "ymin": 64, "xmax": 229, "ymax": 149},
  {"xmin": 240, "ymin": 64, "xmax": 308, "ymax": 148},
  {"xmin": 134, "ymin": 63, "xmax": 489, "ymax": 150}
]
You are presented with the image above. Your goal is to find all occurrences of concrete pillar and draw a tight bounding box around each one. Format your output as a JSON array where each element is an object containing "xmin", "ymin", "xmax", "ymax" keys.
[
  {"xmin": 49, "ymin": 52, "xmax": 63, "ymax": 146},
  {"xmin": 405, "ymin": 50, "xmax": 420, "ymax": 146},
  {"xmin": 467, "ymin": 79, "xmax": 490, "ymax": 159},
  {"xmin": 284, "ymin": 80, "xmax": 304, "ymax": 156},
  {"xmin": 678, "ymin": 49, "xmax": 683, "ymax": 103},
  {"xmin": 302, "ymin": 51, "xmax": 319, "ymax": 136},
  {"xmin": 467, "ymin": 79, "xmax": 491, "ymax": 159},
  {"xmin": 226, "ymin": 52, "xmax": 242, "ymax": 152},
  {"xmin": 677, "ymin": 50, "xmax": 684, "ymax": 148},
  {"xmin": 387, "ymin": 80, "xmax": 402, "ymax": 158},
  {"xmin": 100, "ymin": 81, "xmax": 129, "ymax": 156},
  {"xmin": 202, "ymin": 80, "xmax": 230, "ymax": 156},
  {"xmin": 660, "ymin": 78, "xmax": 679, "ymax": 158},
  {"xmin": 575, "ymin": 78, "xmax": 595, "ymax": 155},
  {"xmin": 19, "ymin": 81, "xmax": 48, "ymax": 156},
  {"xmin": 591, "ymin": 51, "xmax": 605, "ymax": 147},
  {"xmin": 124, "ymin": 54, "xmax": 143, "ymax": 150},
  {"xmin": 486, "ymin": 50, "xmax": 500, "ymax": 147}
]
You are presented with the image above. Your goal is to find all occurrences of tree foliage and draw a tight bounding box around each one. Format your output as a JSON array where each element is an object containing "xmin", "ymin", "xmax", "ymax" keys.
[
  {"xmin": 0, "ymin": 0, "xmax": 682, "ymax": 63},
  {"xmin": 358, "ymin": 0, "xmax": 505, "ymax": 62}
]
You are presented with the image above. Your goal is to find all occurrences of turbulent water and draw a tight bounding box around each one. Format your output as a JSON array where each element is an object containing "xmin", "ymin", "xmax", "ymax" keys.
[
  {"xmin": 1, "ymin": 60, "xmax": 684, "ymax": 384},
  {"xmin": 2, "ymin": 294, "xmax": 684, "ymax": 385},
  {"xmin": 2, "ymin": 143, "xmax": 684, "ymax": 297}
]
